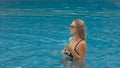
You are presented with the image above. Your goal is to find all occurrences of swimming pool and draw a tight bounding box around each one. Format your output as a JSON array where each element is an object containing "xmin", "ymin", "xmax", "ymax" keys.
[{"xmin": 0, "ymin": 1, "xmax": 120, "ymax": 68}]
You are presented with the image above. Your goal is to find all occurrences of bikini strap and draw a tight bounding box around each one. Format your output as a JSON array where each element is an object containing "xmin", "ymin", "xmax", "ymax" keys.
[{"xmin": 74, "ymin": 39, "xmax": 82, "ymax": 55}]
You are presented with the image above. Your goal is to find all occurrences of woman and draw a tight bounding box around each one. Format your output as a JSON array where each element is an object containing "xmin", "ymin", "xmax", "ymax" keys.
[{"xmin": 61, "ymin": 19, "xmax": 87, "ymax": 68}]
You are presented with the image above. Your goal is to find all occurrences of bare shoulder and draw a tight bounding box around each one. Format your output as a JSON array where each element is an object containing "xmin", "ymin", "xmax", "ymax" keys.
[
  {"xmin": 79, "ymin": 40, "xmax": 87, "ymax": 48},
  {"xmin": 80, "ymin": 40, "xmax": 86, "ymax": 45}
]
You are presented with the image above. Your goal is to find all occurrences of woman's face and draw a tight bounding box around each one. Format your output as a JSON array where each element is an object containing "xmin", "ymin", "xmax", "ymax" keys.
[{"xmin": 70, "ymin": 21, "xmax": 78, "ymax": 35}]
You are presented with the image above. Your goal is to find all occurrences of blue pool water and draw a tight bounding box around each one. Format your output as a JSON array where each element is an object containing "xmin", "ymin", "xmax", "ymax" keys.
[{"xmin": 0, "ymin": 1, "xmax": 120, "ymax": 68}]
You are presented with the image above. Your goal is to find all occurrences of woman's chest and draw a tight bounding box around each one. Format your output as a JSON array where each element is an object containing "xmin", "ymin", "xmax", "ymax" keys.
[{"xmin": 69, "ymin": 41, "xmax": 78, "ymax": 49}]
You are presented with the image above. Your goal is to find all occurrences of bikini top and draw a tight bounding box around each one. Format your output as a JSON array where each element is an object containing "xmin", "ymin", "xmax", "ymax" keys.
[{"xmin": 68, "ymin": 39, "xmax": 82, "ymax": 57}]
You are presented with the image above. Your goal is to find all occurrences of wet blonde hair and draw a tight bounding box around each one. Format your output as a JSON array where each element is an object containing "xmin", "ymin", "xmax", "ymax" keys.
[{"xmin": 74, "ymin": 19, "xmax": 86, "ymax": 40}]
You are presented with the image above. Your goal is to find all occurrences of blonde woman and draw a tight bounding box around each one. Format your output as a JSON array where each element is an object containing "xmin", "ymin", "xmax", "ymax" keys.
[{"xmin": 61, "ymin": 19, "xmax": 87, "ymax": 68}]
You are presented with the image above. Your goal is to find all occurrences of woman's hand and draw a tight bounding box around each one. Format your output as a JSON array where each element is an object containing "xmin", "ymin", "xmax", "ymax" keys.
[
  {"xmin": 61, "ymin": 45, "xmax": 70, "ymax": 54},
  {"xmin": 65, "ymin": 45, "xmax": 73, "ymax": 52}
]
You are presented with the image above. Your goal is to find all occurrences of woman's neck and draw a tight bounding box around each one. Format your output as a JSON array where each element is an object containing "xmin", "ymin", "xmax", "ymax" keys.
[{"xmin": 74, "ymin": 34, "xmax": 81, "ymax": 41}]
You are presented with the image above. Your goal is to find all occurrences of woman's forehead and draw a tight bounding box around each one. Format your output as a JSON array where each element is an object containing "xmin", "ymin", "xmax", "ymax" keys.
[{"xmin": 71, "ymin": 21, "xmax": 76, "ymax": 25}]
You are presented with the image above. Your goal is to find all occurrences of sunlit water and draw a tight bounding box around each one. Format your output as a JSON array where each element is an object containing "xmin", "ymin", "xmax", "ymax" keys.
[{"xmin": 0, "ymin": 1, "xmax": 120, "ymax": 68}]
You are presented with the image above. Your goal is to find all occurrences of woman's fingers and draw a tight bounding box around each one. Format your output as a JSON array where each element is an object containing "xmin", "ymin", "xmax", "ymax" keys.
[
  {"xmin": 61, "ymin": 50, "xmax": 65, "ymax": 54},
  {"xmin": 61, "ymin": 46, "xmax": 68, "ymax": 54}
]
